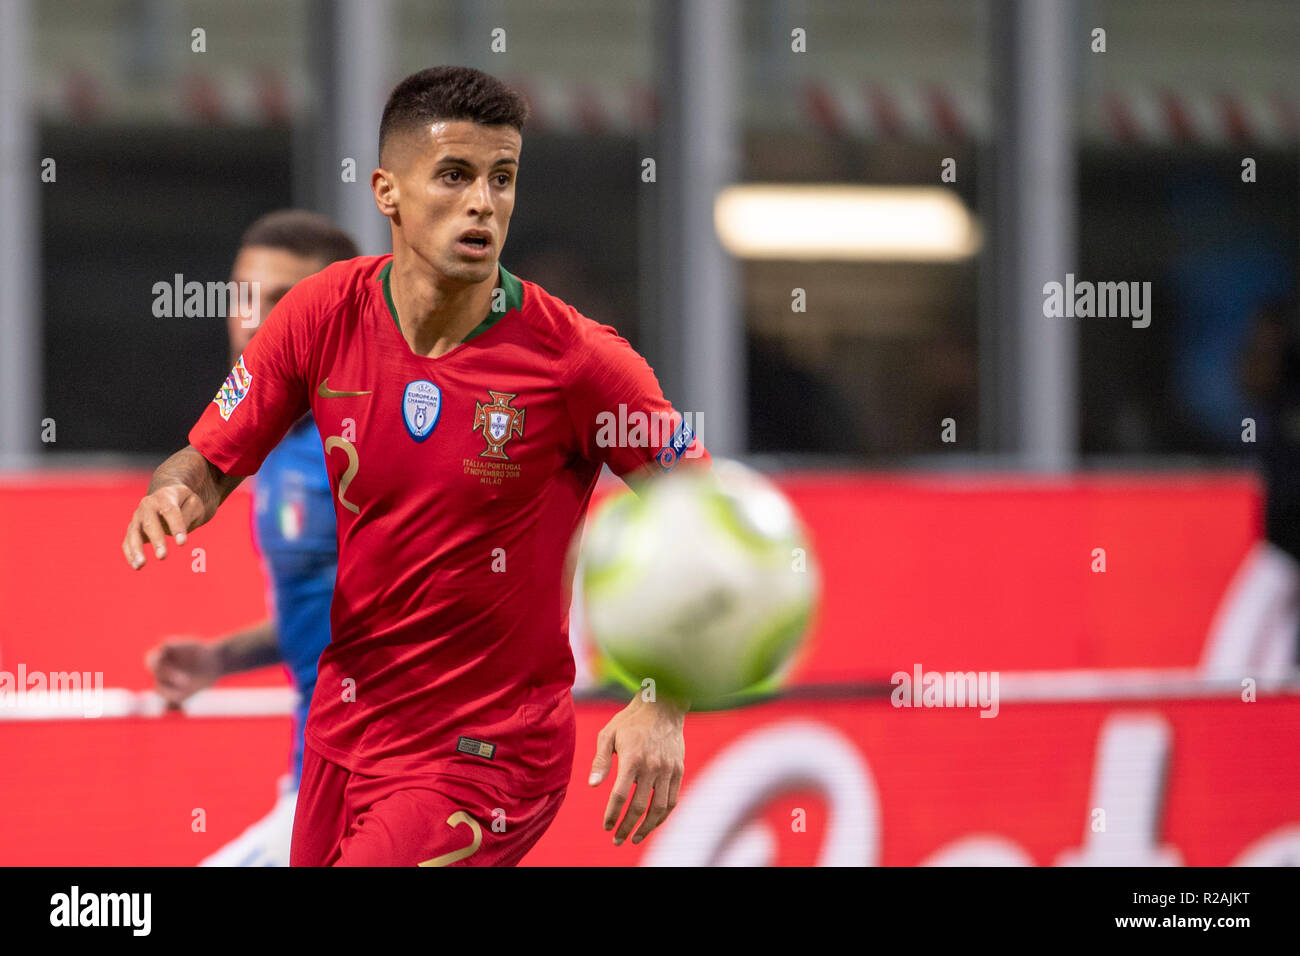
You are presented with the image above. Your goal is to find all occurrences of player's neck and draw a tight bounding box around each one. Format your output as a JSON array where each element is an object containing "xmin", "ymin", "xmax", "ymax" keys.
[{"xmin": 387, "ymin": 253, "xmax": 497, "ymax": 359}]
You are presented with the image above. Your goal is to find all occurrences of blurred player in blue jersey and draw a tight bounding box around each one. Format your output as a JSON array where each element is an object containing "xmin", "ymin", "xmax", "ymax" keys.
[{"xmin": 144, "ymin": 210, "xmax": 358, "ymax": 865}]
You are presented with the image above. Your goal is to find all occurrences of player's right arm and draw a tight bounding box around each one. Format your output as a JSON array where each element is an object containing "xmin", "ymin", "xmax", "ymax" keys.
[
  {"xmin": 122, "ymin": 444, "xmax": 244, "ymax": 568},
  {"xmin": 121, "ymin": 263, "xmax": 324, "ymax": 569}
]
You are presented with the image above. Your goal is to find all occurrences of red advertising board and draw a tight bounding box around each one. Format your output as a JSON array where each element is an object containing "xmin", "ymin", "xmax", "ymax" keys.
[
  {"xmin": 525, "ymin": 694, "xmax": 1300, "ymax": 867},
  {"xmin": 0, "ymin": 469, "xmax": 1289, "ymax": 867},
  {"xmin": 1, "ymin": 695, "xmax": 1295, "ymax": 866},
  {"xmin": 0, "ymin": 470, "xmax": 1264, "ymax": 687}
]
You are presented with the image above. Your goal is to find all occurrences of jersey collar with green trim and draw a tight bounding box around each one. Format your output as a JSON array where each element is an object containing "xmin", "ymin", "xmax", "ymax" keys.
[{"xmin": 378, "ymin": 259, "xmax": 522, "ymax": 346}]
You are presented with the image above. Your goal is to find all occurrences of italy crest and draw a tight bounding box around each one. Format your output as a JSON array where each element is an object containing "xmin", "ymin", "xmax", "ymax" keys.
[{"xmin": 472, "ymin": 390, "xmax": 526, "ymax": 460}]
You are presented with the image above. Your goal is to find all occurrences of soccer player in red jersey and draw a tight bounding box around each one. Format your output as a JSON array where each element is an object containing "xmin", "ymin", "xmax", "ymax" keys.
[{"xmin": 120, "ymin": 66, "xmax": 709, "ymax": 865}]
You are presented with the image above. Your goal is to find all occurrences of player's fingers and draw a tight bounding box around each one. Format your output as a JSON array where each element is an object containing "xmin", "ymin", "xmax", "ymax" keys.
[
  {"xmin": 614, "ymin": 775, "xmax": 654, "ymax": 845},
  {"xmin": 630, "ymin": 774, "xmax": 672, "ymax": 844},
  {"xmin": 152, "ymin": 657, "xmax": 185, "ymax": 683},
  {"xmin": 122, "ymin": 518, "xmax": 147, "ymax": 569},
  {"xmin": 667, "ymin": 766, "xmax": 683, "ymax": 813},
  {"xmin": 157, "ymin": 499, "xmax": 190, "ymax": 546},
  {"xmin": 138, "ymin": 507, "xmax": 170, "ymax": 560},
  {"xmin": 152, "ymin": 661, "xmax": 191, "ymax": 693},
  {"xmin": 155, "ymin": 679, "xmax": 189, "ymax": 706},
  {"xmin": 602, "ymin": 762, "xmax": 635, "ymax": 831},
  {"xmin": 589, "ymin": 727, "xmax": 615, "ymax": 786}
]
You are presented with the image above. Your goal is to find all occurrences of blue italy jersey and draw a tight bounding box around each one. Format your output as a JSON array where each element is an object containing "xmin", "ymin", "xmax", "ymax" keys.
[{"xmin": 251, "ymin": 413, "xmax": 337, "ymax": 785}]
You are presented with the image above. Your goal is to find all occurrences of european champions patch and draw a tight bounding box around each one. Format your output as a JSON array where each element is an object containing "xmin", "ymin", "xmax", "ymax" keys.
[
  {"xmin": 402, "ymin": 379, "xmax": 442, "ymax": 442},
  {"xmin": 214, "ymin": 355, "xmax": 253, "ymax": 421}
]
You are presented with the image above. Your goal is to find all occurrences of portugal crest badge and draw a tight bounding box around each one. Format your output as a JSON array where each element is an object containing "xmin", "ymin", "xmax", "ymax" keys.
[
  {"xmin": 472, "ymin": 390, "xmax": 526, "ymax": 460},
  {"xmin": 402, "ymin": 379, "xmax": 442, "ymax": 442}
]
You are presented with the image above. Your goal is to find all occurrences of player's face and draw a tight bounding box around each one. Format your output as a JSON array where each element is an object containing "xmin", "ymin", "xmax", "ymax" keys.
[
  {"xmin": 226, "ymin": 246, "xmax": 327, "ymax": 367},
  {"xmin": 382, "ymin": 120, "xmax": 521, "ymax": 285}
]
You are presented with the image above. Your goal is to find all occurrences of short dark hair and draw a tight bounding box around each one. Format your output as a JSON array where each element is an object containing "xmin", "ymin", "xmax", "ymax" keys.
[
  {"xmin": 378, "ymin": 66, "xmax": 529, "ymax": 164},
  {"xmin": 238, "ymin": 210, "xmax": 359, "ymax": 265}
]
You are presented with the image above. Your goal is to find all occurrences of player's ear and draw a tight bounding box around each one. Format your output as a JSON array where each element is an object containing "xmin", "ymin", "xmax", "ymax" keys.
[{"xmin": 372, "ymin": 167, "xmax": 398, "ymax": 217}]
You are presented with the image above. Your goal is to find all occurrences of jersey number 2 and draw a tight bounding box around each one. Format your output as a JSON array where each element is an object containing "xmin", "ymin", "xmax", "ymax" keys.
[
  {"xmin": 417, "ymin": 811, "xmax": 484, "ymax": 867},
  {"xmin": 324, "ymin": 436, "xmax": 361, "ymax": 514}
]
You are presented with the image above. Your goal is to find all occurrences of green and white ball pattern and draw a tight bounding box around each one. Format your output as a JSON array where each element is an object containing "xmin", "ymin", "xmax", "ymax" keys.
[{"xmin": 580, "ymin": 460, "xmax": 818, "ymax": 709}]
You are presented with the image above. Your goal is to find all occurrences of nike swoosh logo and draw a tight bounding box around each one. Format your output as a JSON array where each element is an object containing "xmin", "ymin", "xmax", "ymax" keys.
[{"xmin": 318, "ymin": 378, "xmax": 373, "ymax": 398}]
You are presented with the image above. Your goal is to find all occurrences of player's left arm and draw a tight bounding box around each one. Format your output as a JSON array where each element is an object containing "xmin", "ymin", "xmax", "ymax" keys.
[
  {"xmin": 588, "ymin": 692, "xmax": 688, "ymax": 845},
  {"xmin": 566, "ymin": 319, "xmax": 709, "ymax": 845}
]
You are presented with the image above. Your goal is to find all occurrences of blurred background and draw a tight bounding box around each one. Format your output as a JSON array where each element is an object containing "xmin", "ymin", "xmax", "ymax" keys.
[{"xmin": 1, "ymin": 0, "xmax": 1298, "ymax": 867}]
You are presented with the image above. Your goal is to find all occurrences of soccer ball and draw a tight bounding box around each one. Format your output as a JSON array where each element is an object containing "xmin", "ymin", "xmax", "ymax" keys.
[{"xmin": 578, "ymin": 459, "xmax": 819, "ymax": 710}]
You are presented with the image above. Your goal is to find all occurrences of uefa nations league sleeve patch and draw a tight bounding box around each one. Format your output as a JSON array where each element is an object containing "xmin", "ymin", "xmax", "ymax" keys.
[{"xmin": 213, "ymin": 355, "xmax": 253, "ymax": 421}]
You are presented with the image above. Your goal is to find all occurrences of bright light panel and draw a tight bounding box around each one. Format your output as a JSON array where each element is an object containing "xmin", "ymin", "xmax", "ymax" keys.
[{"xmin": 713, "ymin": 184, "xmax": 982, "ymax": 261}]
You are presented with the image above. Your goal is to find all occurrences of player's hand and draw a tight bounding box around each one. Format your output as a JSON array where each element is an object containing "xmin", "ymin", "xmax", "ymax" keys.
[
  {"xmin": 122, "ymin": 483, "xmax": 202, "ymax": 569},
  {"xmin": 589, "ymin": 693, "xmax": 686, "ymax": 846},
  {"xmin": 145, "ymin": 640, "xmax": 222, "ymax": 706}
]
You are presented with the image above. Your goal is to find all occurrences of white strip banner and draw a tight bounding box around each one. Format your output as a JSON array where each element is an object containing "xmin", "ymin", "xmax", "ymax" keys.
[{"xmin": 0, "ymin": 674, "xmax": 1294, "ymax": 721}]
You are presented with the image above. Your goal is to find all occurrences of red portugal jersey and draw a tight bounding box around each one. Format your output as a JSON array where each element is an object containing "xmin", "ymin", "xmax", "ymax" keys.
[{"xmin": 189, "ymin": 255, "xmax": 709, "ymax": 794}]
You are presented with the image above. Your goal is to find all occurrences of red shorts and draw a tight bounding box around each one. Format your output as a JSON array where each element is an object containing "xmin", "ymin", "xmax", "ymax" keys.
[{"xmin": 290, "ymin": 742, "xmax": 567, "ymax": 867}]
